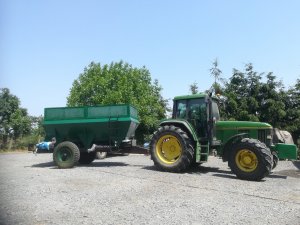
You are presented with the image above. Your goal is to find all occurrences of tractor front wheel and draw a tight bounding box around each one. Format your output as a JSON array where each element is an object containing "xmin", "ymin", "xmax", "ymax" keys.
[
  {"xmin": 272, "ymin": 152, "xmax": 279, "ymax": 170},
  {"xmin": 150, "ymin": 125, "xmax": 194, "ymax": 172},
  {"xmin": 229, "ymin": 138, "xmax": 273, "ymax": 181},
  {"xmin": 53, "ymin": 141, "xmax": 80, "ymax": 169}
]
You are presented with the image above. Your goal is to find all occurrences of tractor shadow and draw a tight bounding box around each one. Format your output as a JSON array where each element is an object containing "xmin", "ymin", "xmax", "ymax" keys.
[
  {"xmin": 142, "ymin": 164, "xmax": 237, "ymax": 180},
  {"xmin": 188, "ymin": 165, "xmax": 238, "ymax": 180},
  {"xmin": 83, "ymin": 161, "xmax": 129, "ymax": 167},
  {"xmin": 142, "ymin": 164, "xmax": 289, "ymax": 180},
  {"xmin": 292, "ymin": 160, "xmax": 300, "ymax": 170}
]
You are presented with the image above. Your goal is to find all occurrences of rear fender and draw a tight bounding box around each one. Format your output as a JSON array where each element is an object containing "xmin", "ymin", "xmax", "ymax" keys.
[
  {"xmin": 160, "ymin": 120, "xmax": 198, "ymax": 142},
  {"xmin": 159, "ymin": 120, "xmax": 200, "ymax": 154}
]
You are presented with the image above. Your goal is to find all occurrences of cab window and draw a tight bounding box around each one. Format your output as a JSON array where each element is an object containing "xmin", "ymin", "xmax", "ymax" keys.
[
  {"xmin": 175, "ymin": 100, "xmax": 187, "ymax": 119},
  {"xmin": 187, "ymin": 99, "xmax": 207, "ymax": 138},
  {"xmin": 212, "ymin": 101, "xmax": 220, "ymax": 121}
]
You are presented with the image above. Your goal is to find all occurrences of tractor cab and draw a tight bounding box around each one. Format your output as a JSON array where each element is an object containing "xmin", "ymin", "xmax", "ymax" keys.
[{"xmin": 172, "ymin": 94, "xmax": 220, "ymax": 141}]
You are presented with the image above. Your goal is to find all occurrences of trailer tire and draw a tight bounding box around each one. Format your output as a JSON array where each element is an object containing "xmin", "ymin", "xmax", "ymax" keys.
[
  {"xmin": 229, "ymin": 138, "xmax": 272, "ymax": 181},
  {"xmin": 53, "ymin": 141, "xmax": 80, "ymax": 169},
  {"xmin": 79, "ymin": 152, "xmax": 96, "ymax": 164},
  {"xmin": 150, "ymin": 125, "xmax": 194, "ymax": 172}
]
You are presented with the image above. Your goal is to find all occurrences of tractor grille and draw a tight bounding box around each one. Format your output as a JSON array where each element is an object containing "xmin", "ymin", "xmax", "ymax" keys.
[
  {"xmin": 258, "ymin": 129, "xmax": 272, "ymax": 146},
  {"xmin": 258, "ymin": 130, "xmax": 266, "ymax": 143}
]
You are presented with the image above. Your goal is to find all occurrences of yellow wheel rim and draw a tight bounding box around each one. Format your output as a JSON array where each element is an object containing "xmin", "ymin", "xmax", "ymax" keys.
[
  {"xmin": 235, "ymin": 149, "xmax": 258, "ymax": 172},
  {"xmin": 156, "ymin": 134, "xmax": 182, "ymax": 164}
]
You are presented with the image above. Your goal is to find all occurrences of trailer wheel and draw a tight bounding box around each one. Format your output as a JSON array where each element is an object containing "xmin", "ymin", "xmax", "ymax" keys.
[
  {"xmin": 150, "ymin": 125, "xmax": 194, "ymax": 172},
  {"xmin": 79, "ymin": 152, "xmax": 96, "ymax": 164},
  {"xmin": 96, "ymin": 152, "xmax": 107, "ymax": 160},
  {"xmin": 229, "ymin": 138, "xmax": 272, "ymax": 181},
  {"xmin": 53, "ymin": 141, "xmax": 80, "ymax": 169}
]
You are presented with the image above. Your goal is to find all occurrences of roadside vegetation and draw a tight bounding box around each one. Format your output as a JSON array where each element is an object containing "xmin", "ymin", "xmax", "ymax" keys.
[{"xmin": 1, "ymin": 60, "xmax": 299, "ymax": 152}]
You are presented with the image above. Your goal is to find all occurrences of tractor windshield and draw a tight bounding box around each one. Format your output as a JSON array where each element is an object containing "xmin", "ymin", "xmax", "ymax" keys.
[{"xmin": 174, "ymin": 99, "xmax": 206, "ymax": 120}]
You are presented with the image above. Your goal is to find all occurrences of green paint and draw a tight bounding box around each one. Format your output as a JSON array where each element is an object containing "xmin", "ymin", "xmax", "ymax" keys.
[
  {"xmin": 272, "ymin": 143, "xmax": 298, "ymax": 160},
  {"xmin": 163, "ymin": 93, "xmax": 298, "ymax": 162},
  {"xmin": 43, "ymin": 104, "xmax": 139, "ymax": 150}
]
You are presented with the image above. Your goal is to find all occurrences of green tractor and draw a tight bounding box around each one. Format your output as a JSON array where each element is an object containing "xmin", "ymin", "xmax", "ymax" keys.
[{"xmin": 150, "ymin": 93, "xmax": 298, "ymax": 181}]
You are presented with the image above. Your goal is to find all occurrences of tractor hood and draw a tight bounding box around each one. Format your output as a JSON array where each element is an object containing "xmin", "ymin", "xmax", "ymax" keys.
[{"xmin": 216, "ymin": 121, "xmax": 272, "ymax": 130}]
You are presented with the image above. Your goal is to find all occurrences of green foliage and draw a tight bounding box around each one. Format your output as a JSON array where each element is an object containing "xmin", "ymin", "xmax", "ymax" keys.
[
  {"xmin": 0, "ymin": 88, "xmax": 32, "ymax": 149},
  {"xmin": 223, "ymin": 65, "xmax": 300, "ymax": 143},
  {"xmin": 14, "ymin": 135, "xmax": 40, "ymax": 150},
  {"xmin": 210, "ymin": 58, "xmax": 222, "ymax": 84},
  {"xmin": 283, "ymin": 79, "xmax": 300, "ymax": 142},
  {"xmin": 190, "ymin": 82, "xmax": 199, "ymax": 94},
  {"xmin": 30, "ymin": 116, "xmax": 45, "ymax": 137},
  {"xmin": 189, "ymin": 61, "xmax": 300, "ymax": 143},
  {"xmin": 67, "ymin": 61, "xmax": 168, "ymax": 143}
]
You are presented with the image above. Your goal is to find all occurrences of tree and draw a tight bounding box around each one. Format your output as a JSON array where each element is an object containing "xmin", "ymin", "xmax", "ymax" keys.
[
  {"xmin": 30, "ymin": 116, "xmax": 45, "ymax": 137},
  {"xmin": 222, "ymin": 64, "xmax": 300, "ymax": 141},
  {"xmin": 0, "ymin": 88, "xmax": 31, "ymax": 148},
  {"xmin": 67, "ymin": 61, "xmax": 168, "ymax": 143},
  {"xmin": 210, "ymin": 58, "xmax": 223, "ymax": 95},
  {"xmin": 223, "ymin": 64, "xmax": 288, "ymax": 125},
  {"xmin": 283, "ymin": 79, "xmax": 300, "ymax": 142},
  {"xmin": 190, "ymin": 82, "xmax": 199, "ymax": 94}
]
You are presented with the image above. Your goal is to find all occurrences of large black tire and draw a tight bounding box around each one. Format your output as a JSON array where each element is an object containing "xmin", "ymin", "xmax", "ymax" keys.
[
  {"xmin": 53, "ymin": 141, "xmax": 80, "ymax": 169},
  {"xmin": 272, "ymin": 152, "xmax": 279, "ymax": 170},
  {"xmin": 96, "ymin": 152, "xmax": 107, "ymax": 159},
  {"xmin": 228, "ymin": 138, "xmax": 273, "ymax": 181},
  {"xmin": 79, "ymin": 152, "xmax": 96, "ymax": 164},
  {"xmin": 150, "ymin": 125, "xmax": 194, "ymax": 172}
]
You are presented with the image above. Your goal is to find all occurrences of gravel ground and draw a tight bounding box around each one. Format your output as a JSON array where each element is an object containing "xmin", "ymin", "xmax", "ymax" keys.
[{"xmin": 0, "ymin": 152, "xmax": 299, "ymax": 225}]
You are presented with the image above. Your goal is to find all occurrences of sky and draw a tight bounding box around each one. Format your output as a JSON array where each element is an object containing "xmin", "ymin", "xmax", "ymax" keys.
[{"xmin": 1, "ymin": 0, "xmax": 300, "ymax": 116}]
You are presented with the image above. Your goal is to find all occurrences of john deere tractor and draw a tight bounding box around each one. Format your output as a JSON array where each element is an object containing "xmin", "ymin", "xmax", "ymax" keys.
[{"xmin": 150, "ymin": 93, "xmax": 298, "ymax": 181}]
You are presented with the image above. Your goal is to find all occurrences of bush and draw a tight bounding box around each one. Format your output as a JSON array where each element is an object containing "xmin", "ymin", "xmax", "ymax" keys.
[{"xmin": 10, "ymin": 135, "xmax": 42, "ymax": 151}]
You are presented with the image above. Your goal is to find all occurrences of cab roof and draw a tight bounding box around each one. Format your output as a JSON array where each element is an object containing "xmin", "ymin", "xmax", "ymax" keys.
[{"xmin": 173, "ymin": 93, "xmax": 208, "ymax": 101}]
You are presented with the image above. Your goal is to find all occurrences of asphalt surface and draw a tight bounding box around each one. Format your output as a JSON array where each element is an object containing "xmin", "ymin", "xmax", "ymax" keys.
[{"xmin": 0, "ymin": 153, "xmax": 299, "ymax": 225}]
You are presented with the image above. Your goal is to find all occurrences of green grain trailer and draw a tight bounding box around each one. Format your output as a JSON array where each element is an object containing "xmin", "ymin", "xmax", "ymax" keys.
[{"xmin": 43, "ymin": 104, "xmax": 146, "ymax": 168}]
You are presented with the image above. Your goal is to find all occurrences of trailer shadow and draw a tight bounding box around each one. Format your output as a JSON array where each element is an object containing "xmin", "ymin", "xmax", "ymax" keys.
[
  {"xmin": 31, "ymin": 161, "xmax": 56, "ymax": 168},
  {"xmin": 31, "ymin": 161, "xmax": 129, "ymax": 168}
]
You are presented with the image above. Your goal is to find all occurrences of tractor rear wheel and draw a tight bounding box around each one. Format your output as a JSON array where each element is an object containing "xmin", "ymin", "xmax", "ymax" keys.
[
  {"xmin": 53, "ymin": 141, "xmax": 80, "ymax": 169},
  {"xmin": 150, "ymin": 125, "xmax": 194, "ymax": 172},
  {"xmin": 229, "ymin": 138, "xmax": 273, "ymax": 181},
  {"xmin": 79, "ymin": 152, "xmax": 96, "ymax": 164}
]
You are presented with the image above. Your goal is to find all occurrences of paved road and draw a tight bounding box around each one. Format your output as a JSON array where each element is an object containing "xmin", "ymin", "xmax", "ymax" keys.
[{"xmin": 0, "ymin": 153, "xmax": 299, "ymax": 225}]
